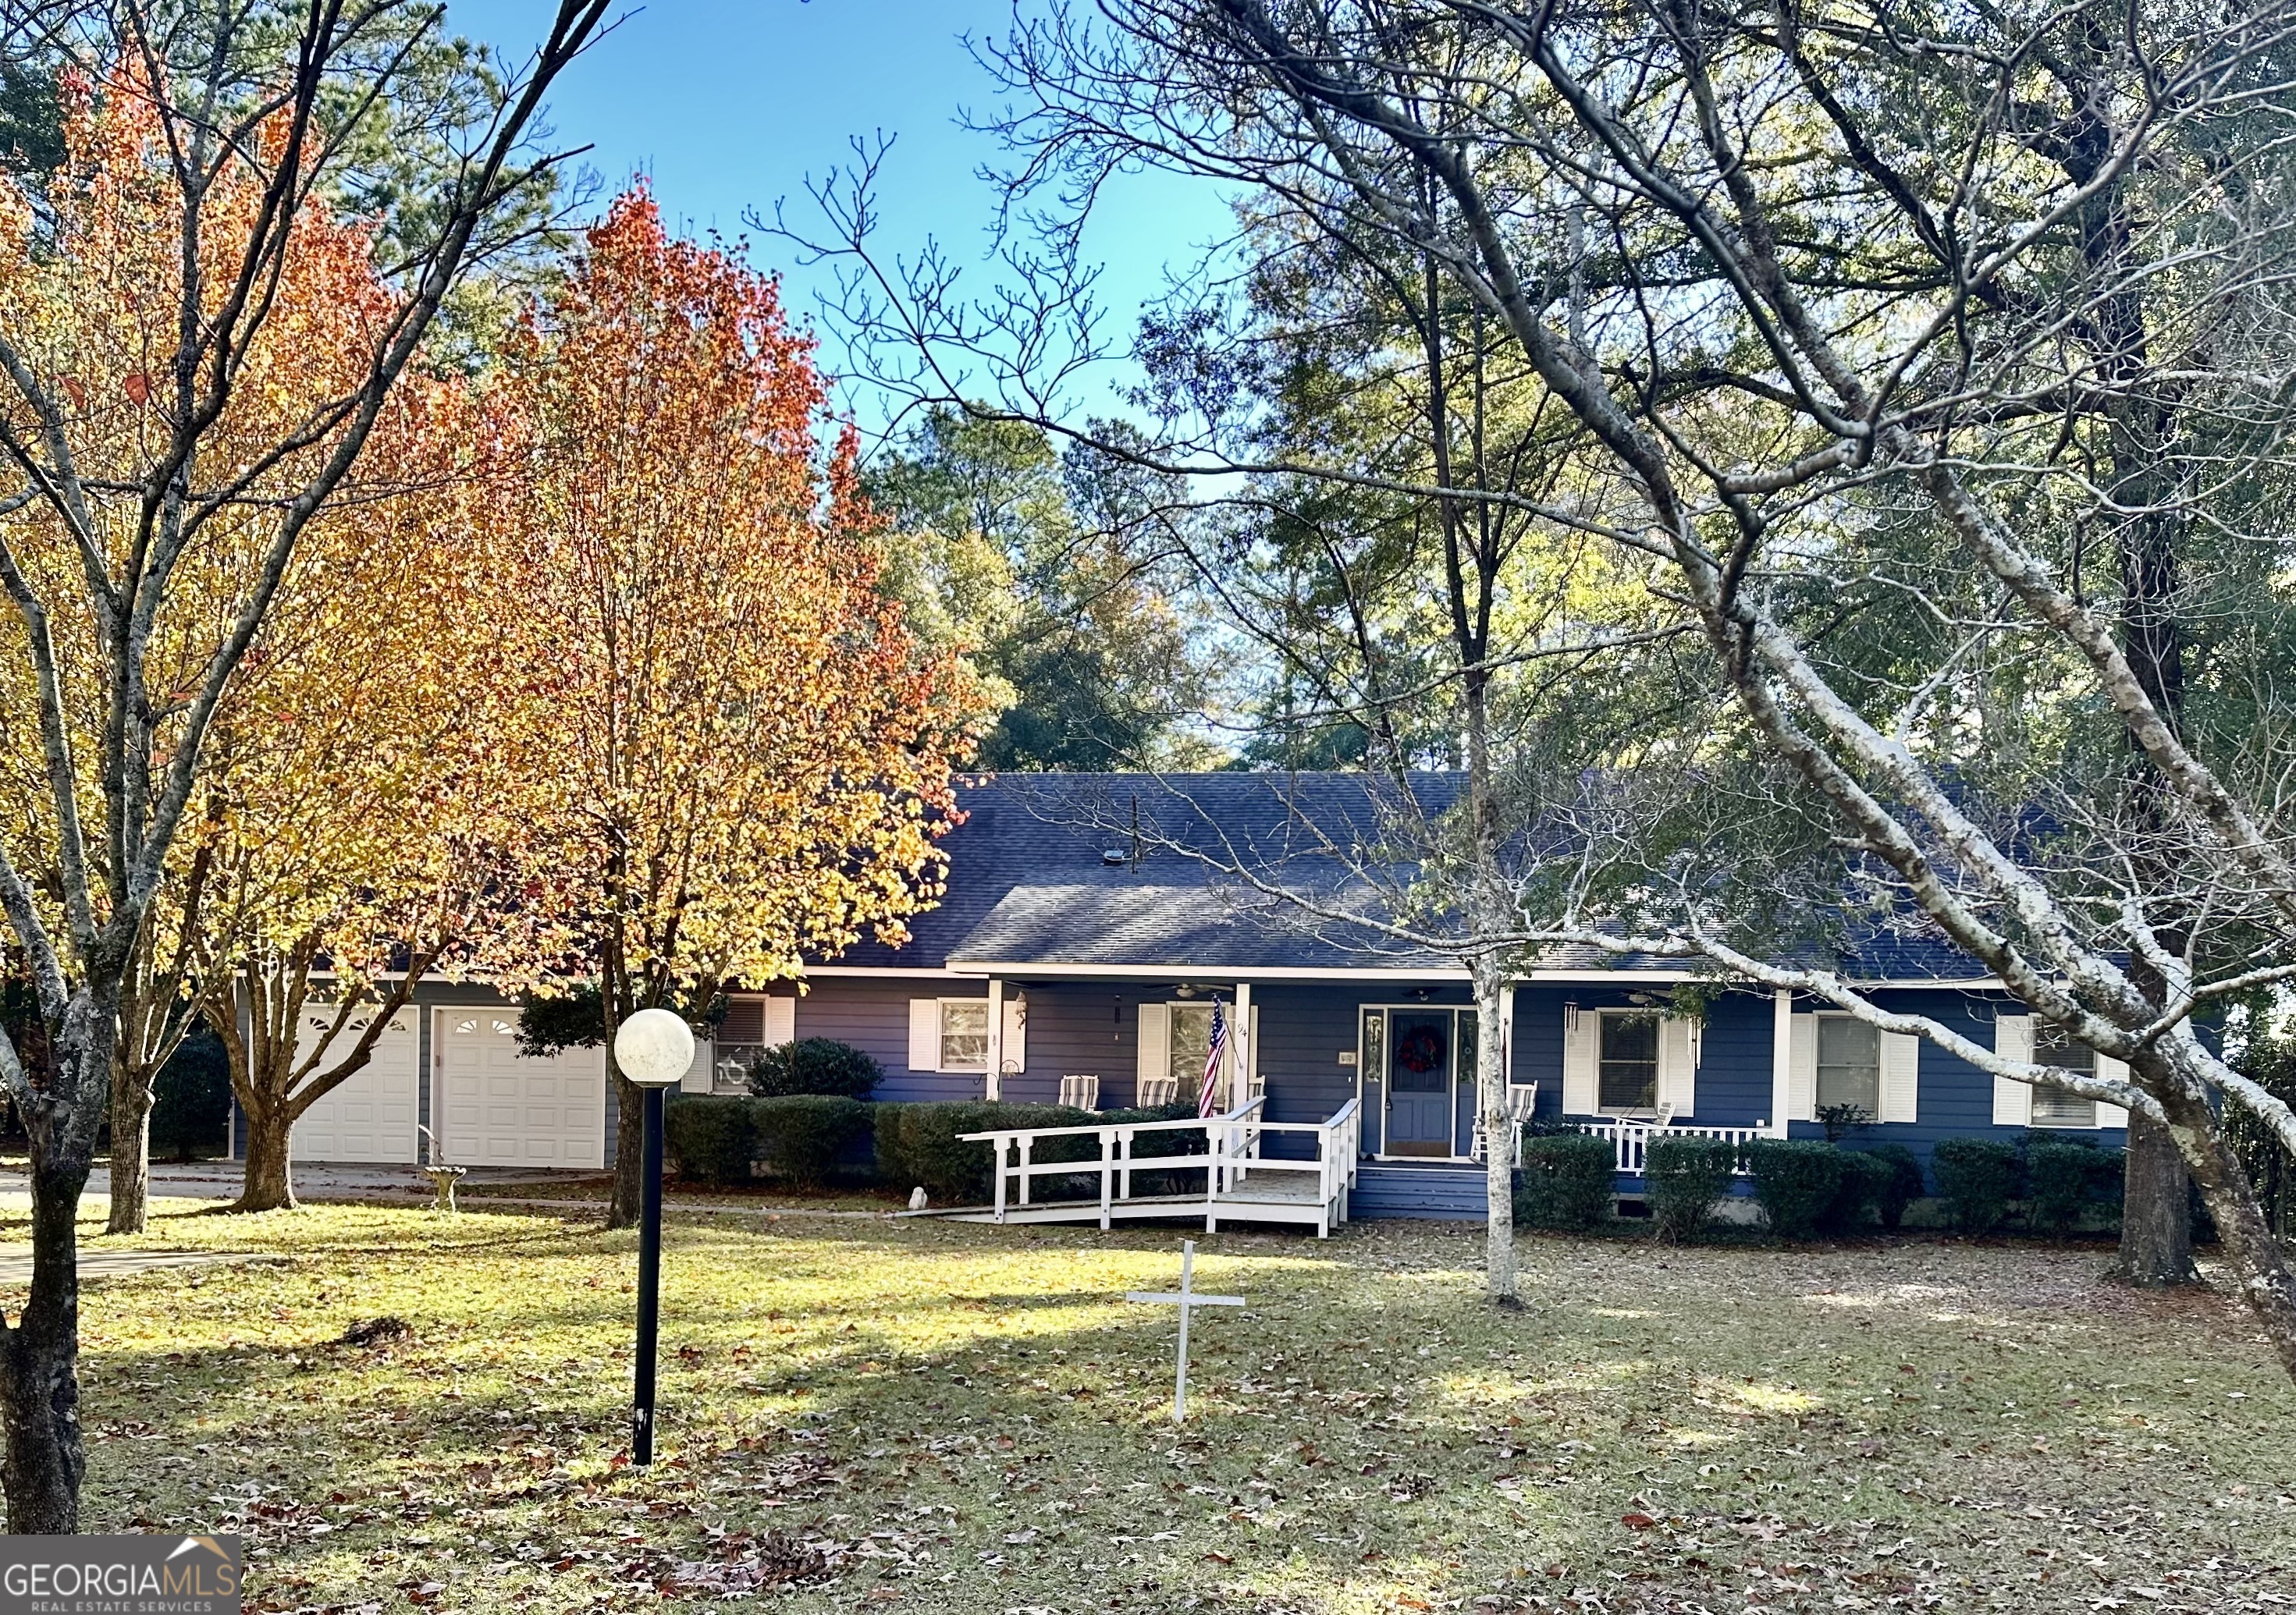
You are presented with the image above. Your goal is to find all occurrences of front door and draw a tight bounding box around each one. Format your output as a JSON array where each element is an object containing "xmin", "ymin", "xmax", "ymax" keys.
[{"xmin": 1384, "ymin": 1010, "xmax": 1455, "ymax": 1156}]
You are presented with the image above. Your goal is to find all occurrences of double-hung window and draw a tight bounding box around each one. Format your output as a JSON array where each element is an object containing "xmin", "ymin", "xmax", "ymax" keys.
[
  {"xmin": 2031, "ymin": 1024, "xmax": 2097, "ymax": 1127},
  {"xmin": 939, "ymin": 1000, "xmax": 990, "ymax": 1072},
  {"xmin": 1814, "ymin": 1017, "xmax": 1881, "ymax": 1115},
  {"xmin": 1598, "ymin": 1013, "xmax": 1659, "ymax": 1112}
]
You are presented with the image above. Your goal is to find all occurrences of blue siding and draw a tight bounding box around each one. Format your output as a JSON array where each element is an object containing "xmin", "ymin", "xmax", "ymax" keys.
[{"xmin": 791, "ymin": 978, "xmax": 986, "ymax": 1102}]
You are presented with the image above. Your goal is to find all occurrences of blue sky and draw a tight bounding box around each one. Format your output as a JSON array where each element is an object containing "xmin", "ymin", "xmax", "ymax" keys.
[{"xmin": 443, "ymin": 0, "xmax": 1233, "ymax": 428}]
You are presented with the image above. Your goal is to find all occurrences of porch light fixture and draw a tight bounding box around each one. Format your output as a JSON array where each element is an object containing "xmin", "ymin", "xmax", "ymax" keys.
[{"xmin": 613, "ymin": 1007, "xmax": 694, "ymax": 1468}]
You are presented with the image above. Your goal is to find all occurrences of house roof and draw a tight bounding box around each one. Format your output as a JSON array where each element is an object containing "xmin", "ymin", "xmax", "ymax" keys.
[{"xmin": 824, "ymin": 772, "xmax": 1989, "ymax": 984}]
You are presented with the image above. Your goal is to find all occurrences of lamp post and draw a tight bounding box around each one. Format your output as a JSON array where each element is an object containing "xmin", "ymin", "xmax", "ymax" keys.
[{"xmin": 613, "ymin": 1006, "xmax": 695, "ymax": 1466}]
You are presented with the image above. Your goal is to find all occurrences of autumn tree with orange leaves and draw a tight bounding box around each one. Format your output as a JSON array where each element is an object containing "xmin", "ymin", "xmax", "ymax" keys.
[
  {"xmin": 0, "ymin": 4, "xmax": 608, "ymax": 1532},
  {"xmin": 500, "ymin": 191, "xmax": 986, "ymax": 1230}
]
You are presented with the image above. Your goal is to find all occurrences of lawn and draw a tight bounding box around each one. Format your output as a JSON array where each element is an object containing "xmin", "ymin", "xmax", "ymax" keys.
[{"xmin": 34, "ymin": 1201, "xmax": 2296, "ymax": 1613}]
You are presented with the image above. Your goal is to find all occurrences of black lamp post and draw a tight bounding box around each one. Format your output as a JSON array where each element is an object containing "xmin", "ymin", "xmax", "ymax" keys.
[{"xmin": 612, "ymin": 1007, "xmax": 694, "ymax": 1467}]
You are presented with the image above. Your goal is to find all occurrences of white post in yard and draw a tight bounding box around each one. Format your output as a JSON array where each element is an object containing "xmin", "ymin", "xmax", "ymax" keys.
[{"xmin": 1124, "ymin": 1240, "xmax": 1244, "ymax": 1422}]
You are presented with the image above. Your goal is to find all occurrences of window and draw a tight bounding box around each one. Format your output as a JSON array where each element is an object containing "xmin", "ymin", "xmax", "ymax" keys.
[
  {"xmin": 2031, "ymin": 1024, "xmax": 2096, "ymax": 1127},
  {"xmin": 940, "ymin": 1000, "xmax": 990, "ymax": 1072},
  {"xmin": 1170, "ymin": 1003, "xmax": 1216, "ymax": 1091},
  {"xmin": 1598, "ymin": 1013, "xmax": 1659, "ymax": 1111},
  {"xmin": 1815, "ymin": 1017, "xmax": 1880, "ymax": 1115}
]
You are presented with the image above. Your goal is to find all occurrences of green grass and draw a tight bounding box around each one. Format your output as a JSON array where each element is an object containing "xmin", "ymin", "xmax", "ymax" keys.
[{"xmin": 32, "ymin": 1201, "xmax": 2296, "ymax": 1613}]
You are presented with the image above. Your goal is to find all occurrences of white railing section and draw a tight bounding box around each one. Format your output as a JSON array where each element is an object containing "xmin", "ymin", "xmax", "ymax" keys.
[
  {"xmin": 1574, "ymin": 1119, "xmax": 1768, "ymax": 1175},
  {"xmin": 958, "ymin": 1095, "xmax": 1363, "ymax": 1234}
]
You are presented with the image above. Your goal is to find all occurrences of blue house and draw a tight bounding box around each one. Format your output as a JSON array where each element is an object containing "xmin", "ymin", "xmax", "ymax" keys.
[{"xmin": 268, "ymin": 772, "xmax": 2128, "ymax": 1223}]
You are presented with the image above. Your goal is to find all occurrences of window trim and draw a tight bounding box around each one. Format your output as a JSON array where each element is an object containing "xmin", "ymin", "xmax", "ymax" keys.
[
  {"xmin": 1812, "ymin": 1011, "xmax": 1882, "ymax": 1116},
  {"xmin": 936, "ymin": 997, "xmax": 991, "ymax": 1074}
]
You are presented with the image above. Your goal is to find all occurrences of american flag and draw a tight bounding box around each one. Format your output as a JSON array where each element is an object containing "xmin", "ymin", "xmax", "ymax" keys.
[{"xmin": 1198, "ymin": 999, "xmax": 1230, "ymax": 1117}]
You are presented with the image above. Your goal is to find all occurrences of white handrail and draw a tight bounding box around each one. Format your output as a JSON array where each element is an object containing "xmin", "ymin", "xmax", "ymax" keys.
[
  {"xmin": 957, "ymin": 1094, "xmax": 1361, "ymax": 1230},
  {"xmin": 1573, "ymin": 1118, "xmax": 1766, "ymax": 1175}
]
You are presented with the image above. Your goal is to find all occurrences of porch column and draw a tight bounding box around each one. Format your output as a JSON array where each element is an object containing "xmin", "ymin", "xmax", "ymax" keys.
[
  {"xmin": 1768, "ymin": 988, "xmax": 1792, "ymax": 1136},
  {"xmin": 985, "ymin": 978, "xmax": 1005, "ymax": 1102},
  {"xmin": 1230, "ymin": 982, "xmax": 1253, "ymax": 1109}
]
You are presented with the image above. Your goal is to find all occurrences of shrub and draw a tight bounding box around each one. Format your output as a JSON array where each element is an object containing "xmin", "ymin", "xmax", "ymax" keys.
[
  {"xmin": 1644, "ymin": 1134, "xmax": 1737, "ymax": 1242},
  {"xmin": 2026, "ymin": 1138, "xmax": 2125, "ymax": 1234},
  {"xmin": 151, "ymin": 1029, "xmax": 231, "ymax": 1162},
  {"xmin": 1819, "ymin": 1149, "xmax": 1891, "ymax": 1233},
  {"xmin": 664, "ymin": 1096, "xmax": 757, "ymax": 1185},
  {"xmin": 1747, "ymin": 1139, "xmax": 1846, "ymax": 1241},
  {"xmin": 1932, "ymin": 1138, "xmax": 2023, "ymax": 1234},
  {"xmin": 1515, "ymin": 1133, "xmax": 1615, "ymax": 1230},
  {"xmin": 750, "ymin": 1038, "xmax": 883, "ymax": 1099},
  {"xmin": 751, "ymin": 1096, "xmax": 872, "ymax": 1187},
  {"xmin": 1861, "ymin": 1143, "xmax": 1925, "ymax": 1230}
]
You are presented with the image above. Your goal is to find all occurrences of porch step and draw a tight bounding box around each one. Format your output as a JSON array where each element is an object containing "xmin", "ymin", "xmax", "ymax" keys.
[{"xmin": 1350, "ymin": 1163, "xmax": 1489, "ymax": 1222}]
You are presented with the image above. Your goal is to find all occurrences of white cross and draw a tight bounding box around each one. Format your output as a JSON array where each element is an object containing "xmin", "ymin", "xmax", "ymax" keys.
[{"xmin": 1123, "ymin": 1239, "xmax": 1244, "ymax": 1422}]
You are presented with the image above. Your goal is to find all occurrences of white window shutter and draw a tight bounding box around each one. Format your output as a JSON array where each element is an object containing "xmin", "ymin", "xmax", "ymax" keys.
[
  {"xmin": 1001, "ymin": 997, "xmax": 1027, "ymax": 1076},
  {"xmin": 1787, "ymin": 1013, "xmax": 1818, "ymax": 1122},
  {"xmin": 1992, "ymin": 1014, "xmax": 2033, "ymax": 1126},
  {"xmin": 2095, "ymin": 1053, "xmax": 2131, "ymax": 1128},
  {"xmin": 680, "ymin": 1035, "xmax": 713, "ymax": 1094},
  {"xmin": 763, "ymin": 997, "xmax": 795, "ymax": 1048},
  {"xmin": 1136, "ymin": 1003, "xmax": 1170, "ymax": 1096},
  {"xmin": 1877, "ymin": 1031, "xmax": 1920, "ymax": 1123},
  {"xmin": 1562, "ymin": 1008, "xmax": 1598, "ymax": 1115},
  {"xmin": 1658, "ymin": 1016, "xmax": 1697, "ymax": 1117},
  {"xmin": 908, "ymin": 998, "xmax": 941, "ymax": 1074}
]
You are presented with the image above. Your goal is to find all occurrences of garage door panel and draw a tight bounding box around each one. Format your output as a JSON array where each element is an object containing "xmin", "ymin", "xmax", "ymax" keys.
[
  {"xmin": 290, "ymin": 1006, "xmax": 421, "ymax": 1165},
  {"xmin": 437, "ymin": 1008, "xmax": 606, "ymax": 1168}
]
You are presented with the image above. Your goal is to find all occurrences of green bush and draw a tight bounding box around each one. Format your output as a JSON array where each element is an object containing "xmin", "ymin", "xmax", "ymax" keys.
[
  {"xmin": 751, "ymin": 1096, "xmax": 872, "ymax": 1187},
  {"xmin": 1644, "ymin": 1134, "xmax": 1736, "ymax": 1242},
  {"xmin": 1515, "ymin": 1133, "xmax": 1615, "ymax": 1230},
  {"xmin": 750, "ymin": 1038, "xmax": 883, "ymax": 1099},
  {"xmin": 664, "ymin": 1096, "xmax": 757, "ymax": 1185},
  {"xmin": 1932, "ymin": 1138, "xmax": 2023, "ymax": 1234},
  {"xmin": 151, "ymin": 1028, "xmax": 231, "ymax": 1162},
  {"xmin": 1819, "ymin": 1149, "xmax": 1891, "ymax": 1233},
  {"xmin": 1861, "ymin": 1143, "xmax": 1925, "ymax": 1230},
  {"xmin": 1747, "ymin": 1139, "xmax": 1846, "ymax": 1241},
  {"xmin": 2026, "ymin": 1138, "xmax": 2125, "ymax": 1234}
]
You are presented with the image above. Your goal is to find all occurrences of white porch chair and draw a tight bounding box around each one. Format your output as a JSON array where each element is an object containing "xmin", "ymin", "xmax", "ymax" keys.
[
  {"xmin": 1058, "ymin": 1074, "xmax": 1102, "ymax": 1110},
  {"xmin": 1472, "ymin": 1083, "xmax": 1541, "ymax": 1163},
  {"xmin": 1136, "ymin": 1075, "xmax": 1180, "ymax": 1108}
]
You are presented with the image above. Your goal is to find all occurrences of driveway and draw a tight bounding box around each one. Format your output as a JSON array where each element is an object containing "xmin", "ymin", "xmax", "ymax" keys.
[{"xmin": 0, "ymin": 1160, "xmax": 599, "ymax": 1205}]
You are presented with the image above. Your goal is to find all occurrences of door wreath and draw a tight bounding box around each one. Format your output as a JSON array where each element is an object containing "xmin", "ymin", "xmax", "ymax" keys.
[{"xmin": 1396, "ymin": 1022, "xmax": 1446, "ymax": 1074}]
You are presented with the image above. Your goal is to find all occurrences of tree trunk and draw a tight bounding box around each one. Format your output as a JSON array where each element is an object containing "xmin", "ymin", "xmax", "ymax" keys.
[
  {"xmin": 607, "ymin": 1070, "xmax": 642, "ymax": 1230},
  {"xmin": 0, "ymin": 1143, "xmax": 91, "ymax": 1532},
  {"xmin": 236, "ymin": 1102, "xmax": 297, "ymax": 1212},
  {"xmin": 2120, "ymin": 1109, "xmax": 2195, "ymax": 1286},
  {"xmin": 1473, "ymin": 958, "xmax": 1517, "ymax": 1304},
  {"xmin": 104, "ymin": 1060, "xmax": 155, "ymax": 1236},
  {"xmin": 2163, "ymin": 1083, "xmax": 2296, "ymax": 1382}
]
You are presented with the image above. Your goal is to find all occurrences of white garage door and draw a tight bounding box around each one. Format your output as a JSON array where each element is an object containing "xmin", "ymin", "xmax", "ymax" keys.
[
  {"xmin": 437, "ymin": 1010, "xmax": 607, "ymax": 1168},
  {"xmin": 290, "ymin": 1006, "xmax": 421, "ymax": 1164}
]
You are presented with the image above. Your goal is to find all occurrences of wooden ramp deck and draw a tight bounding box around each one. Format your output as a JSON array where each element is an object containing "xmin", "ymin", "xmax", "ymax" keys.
[{"xmin": 911, "ymin": 1097, "xmax": 1363, "ymax": 1237}]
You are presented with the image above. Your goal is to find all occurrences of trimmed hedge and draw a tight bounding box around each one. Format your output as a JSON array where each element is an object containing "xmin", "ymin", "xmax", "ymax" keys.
[
  {"xmin": 1645, "ymin": 1134, "xmax": 1736, "ymax": 1242},
  {"xmin": 664, "ymin": 1095, "xmax": 755, "ymax": 1185},
  {"xmin": 151, "ymin": 1028, "xmax": 231, "ymax": 1162},
  {"xmin": 1932, "ymin": 1138, "xmax": 2022, "ymax": 1233},
  {"xmin": 752, "ymin": 1096, "xmax": 872, "ymax": 1187},
  {"xmin": 1747, "ymin": 1138, "xmax": 1845, "ymax": 1241},
  {"xmin": 1516, "ymin": 1133, "xmax": 1615, "ymax": 1230},
  {"xmin": 2028, "ymin": 1138, "xmax": 2124, "ymax": 1233},
  {"xmin": 751, "ymin": 1038, "xmax": 883, "ymax": 1099},
  {"xmin": 1819, "ymin": 1149, "xmax": 1892, "ymax": 1233},
  {"xmin": 1861, "ymin": 1143, "xmax": 1925, "ymax": 1230}
]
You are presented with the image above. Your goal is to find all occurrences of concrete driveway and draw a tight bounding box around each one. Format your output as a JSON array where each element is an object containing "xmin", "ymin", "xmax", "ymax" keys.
[{"xmin": 0, "ymin": 1160, "xmax": 600, "ymax": 1205}]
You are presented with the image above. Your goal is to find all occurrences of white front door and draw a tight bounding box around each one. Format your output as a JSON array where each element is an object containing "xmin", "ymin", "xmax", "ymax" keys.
[
  {"xmin": 290, "ymin": 1006, "xmax": 421, "ymax": 1164},
  {"xmin": 435, "ymin": 1009, "xmax": 607, "ymax": 1168}
]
